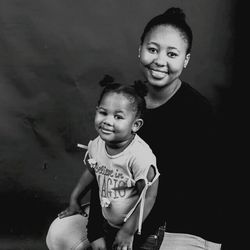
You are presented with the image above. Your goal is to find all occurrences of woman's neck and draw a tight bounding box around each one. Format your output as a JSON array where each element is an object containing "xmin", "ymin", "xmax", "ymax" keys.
[{"xmin": 146, "ymin": 79, "xmax": 182, "ymax": 109}]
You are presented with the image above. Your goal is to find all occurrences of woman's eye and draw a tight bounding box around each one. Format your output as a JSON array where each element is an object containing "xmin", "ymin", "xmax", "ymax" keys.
[{"xmin": 148, "ymin": 47, "xmax": 157, "ymax": 54}]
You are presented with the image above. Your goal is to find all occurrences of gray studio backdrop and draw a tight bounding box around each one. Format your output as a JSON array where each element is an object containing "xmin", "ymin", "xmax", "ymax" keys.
[{"xmin": 0, "ymin": 0, "xmax": 236, "ymax": 241}]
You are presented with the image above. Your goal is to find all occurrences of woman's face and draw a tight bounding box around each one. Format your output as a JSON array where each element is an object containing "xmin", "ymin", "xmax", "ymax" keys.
[{"xmin": 139, "ymin": 25, "xmax": 190, "ymax": 88}]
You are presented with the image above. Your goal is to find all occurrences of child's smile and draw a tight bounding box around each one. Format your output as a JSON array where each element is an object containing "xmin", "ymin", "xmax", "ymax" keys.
[{"xmin": 95, "ymin": 92, "xmax": 137, "ymax": 149}]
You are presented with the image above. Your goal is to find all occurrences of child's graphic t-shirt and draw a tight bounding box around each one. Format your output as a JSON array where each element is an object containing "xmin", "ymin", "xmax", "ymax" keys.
[{"xmin": 86, "ymin": 134, "xmax": 159, "ymax": 232}]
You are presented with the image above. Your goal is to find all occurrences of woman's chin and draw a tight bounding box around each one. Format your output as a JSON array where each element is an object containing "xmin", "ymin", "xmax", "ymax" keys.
[{"xmin": 148, "ymin": 78, "xmax": 169, "ymax": 88}]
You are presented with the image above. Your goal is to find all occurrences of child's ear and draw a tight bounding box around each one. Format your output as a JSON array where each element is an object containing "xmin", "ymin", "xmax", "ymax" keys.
[{"xmin": 132, "ymin": 118, "xmax": 144, "ymax": 133}]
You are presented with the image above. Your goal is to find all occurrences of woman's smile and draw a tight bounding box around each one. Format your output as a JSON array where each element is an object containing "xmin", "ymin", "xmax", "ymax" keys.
[{"xmin": 150, "ymin": 68, "xmax": 168, "ymax": 79}]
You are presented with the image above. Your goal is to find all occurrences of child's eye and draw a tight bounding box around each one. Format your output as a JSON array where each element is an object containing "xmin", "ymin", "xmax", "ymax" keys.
[
  {"xmin": 98, "ymin": 110, "xmax": 107, "ymax": 115},
  {"xmin": 167, "ymin": 52, "xmax": 178, "ymax": 58},
  {"xmin": 114, "ymin": 115, "xmax": 123, "ymax": 120}
]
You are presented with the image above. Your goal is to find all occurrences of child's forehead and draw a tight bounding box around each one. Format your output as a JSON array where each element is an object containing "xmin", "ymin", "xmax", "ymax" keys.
[{"xmin": 100, "ymin": 92, "xmax": 135, "ymax": 110}]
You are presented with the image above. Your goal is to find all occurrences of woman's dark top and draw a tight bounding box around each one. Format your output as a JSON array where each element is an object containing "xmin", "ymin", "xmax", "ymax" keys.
[{"xmin": 87, "ymin": 81, "xmax": 224, "ymax": 244}]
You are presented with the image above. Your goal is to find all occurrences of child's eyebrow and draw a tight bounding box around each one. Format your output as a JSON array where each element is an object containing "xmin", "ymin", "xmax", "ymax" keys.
[
  {"xmin": 97, "ymin": 105, "xmax": 106, "ymax": 110},
  {"xmin": 167, "ymin": 46, "xmax": 180, "ymax": 52},
  {"xmin": 114, "ymin": 110, "xmax": 126, "ymax": 115}
]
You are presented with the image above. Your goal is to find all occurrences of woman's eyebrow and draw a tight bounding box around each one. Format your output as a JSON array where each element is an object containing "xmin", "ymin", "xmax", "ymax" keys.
[
  {"xmin": 147, "ymin": 42, "xmax": 179, "ymax": 52},
  {"xmin": 146, "ymin": 41, "xmax": 159, "ymax": 46}
]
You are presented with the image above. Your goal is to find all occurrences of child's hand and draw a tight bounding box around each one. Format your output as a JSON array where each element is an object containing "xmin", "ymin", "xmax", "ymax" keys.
[
  {"xmin": 91, "ymin": 237, "xmax": 107, "ymax": 250},
  {"xmin": 112, "ymin": 229, "xmax": 134, "ymax": 250},
  {"xmin": 58, "ymin": 200, "xmax": 82, "ymax": 219}
]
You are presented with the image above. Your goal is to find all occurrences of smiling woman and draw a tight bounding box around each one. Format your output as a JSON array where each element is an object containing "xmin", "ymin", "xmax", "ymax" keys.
[
  {"xmin": 139, "ymin": 25, "xmax": 190, "ymax": 83},
  {"xmin": 138, "ymin": 15, "xmax": 192, "ymax": 108}
]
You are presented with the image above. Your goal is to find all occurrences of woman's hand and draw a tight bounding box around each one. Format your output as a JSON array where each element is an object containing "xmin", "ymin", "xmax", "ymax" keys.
[{"xmin": 91, "ymin": 237, "xmax": 107, "ymax": 250}]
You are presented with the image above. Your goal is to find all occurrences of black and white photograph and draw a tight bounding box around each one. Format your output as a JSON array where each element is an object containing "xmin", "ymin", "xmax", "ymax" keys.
[{"xmin": 0, "ymin": 0, "xmax": 243, "ymax": 249}]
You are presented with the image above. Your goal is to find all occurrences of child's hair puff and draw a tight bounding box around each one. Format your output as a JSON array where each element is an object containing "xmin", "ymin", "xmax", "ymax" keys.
[{"xmin": 97, "ymin": 75, "xmax": 148, "ymax": 118}]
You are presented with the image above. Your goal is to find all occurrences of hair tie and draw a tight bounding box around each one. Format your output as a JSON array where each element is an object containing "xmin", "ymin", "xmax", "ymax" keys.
[
  {"xmin": 99, "ymin": 74, "xmax": 114, "ymax": 87},
  {"xmin": 162, "ymin": 7, "xmax": 186, "ymax": 21}
]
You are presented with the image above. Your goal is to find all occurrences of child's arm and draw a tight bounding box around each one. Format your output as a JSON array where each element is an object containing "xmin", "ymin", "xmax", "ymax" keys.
[
  {"xmin": 58, "ymin": 167, "xmax": 95, "ymax": 218},
  {"xmin": 113, "ymin": 165, "xmax": 159, "ymax": 249}
]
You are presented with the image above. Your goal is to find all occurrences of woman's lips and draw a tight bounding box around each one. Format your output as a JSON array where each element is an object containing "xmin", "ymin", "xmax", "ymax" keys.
[
  {"xmin": 145, "ymin": 65, "xmax": 168, "ymax": 79},
  {"xmin": 150, "ymin": 69, "xmax": 167, "ymax": 79}
]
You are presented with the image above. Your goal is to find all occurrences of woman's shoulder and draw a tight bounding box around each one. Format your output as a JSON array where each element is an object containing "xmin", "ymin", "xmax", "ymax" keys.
[{"xmin": 178, "ymin": 81, "xmax": 213, "ymax": 112}]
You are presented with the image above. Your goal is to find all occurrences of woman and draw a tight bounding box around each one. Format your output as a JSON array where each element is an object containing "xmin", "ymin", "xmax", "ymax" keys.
[{"xmin": 46, "ymin": 7, "xmax": 223, "ymax": 250}]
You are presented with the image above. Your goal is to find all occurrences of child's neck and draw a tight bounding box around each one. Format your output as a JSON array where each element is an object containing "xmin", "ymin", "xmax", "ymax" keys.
[{"xmin": 105, "ymin": 134, "xmax": 135, "ymax": 156}]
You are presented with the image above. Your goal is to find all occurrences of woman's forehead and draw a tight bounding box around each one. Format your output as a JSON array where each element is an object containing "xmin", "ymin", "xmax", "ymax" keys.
[{"xmin": 144, "ymin": 25, "xmax": 188, "ymax": 50}]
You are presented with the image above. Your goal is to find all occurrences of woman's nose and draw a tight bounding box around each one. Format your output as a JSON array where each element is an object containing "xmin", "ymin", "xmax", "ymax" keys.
[{"xmin": 154, "ymin": 52, "xmax": 167, "ymax": 67}]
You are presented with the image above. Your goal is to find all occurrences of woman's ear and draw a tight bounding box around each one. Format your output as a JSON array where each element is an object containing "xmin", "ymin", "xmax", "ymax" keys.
[
  {"xmin": 138, "ymin": 46, "xmax": 141, "ymax": 59},
  {"xmin": 132, "ymin": 118, "xmax": 144, "ymax": 133},
  {"xmin": 184, "ymin": 53, "xmax": 191, "ymax": 68}
]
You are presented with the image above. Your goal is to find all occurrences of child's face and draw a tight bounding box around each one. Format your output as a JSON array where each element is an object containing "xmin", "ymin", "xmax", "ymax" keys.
[
  {"xmin": 139, "ymin": 25, "xmax": 190, "ymax": 88},
  {"xmin": 95, "ymin": 92, "xmax": 139, "ymax": 147}
]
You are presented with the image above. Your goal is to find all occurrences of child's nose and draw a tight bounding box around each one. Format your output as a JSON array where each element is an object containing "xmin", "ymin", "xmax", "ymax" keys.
[{"xmin": 103, "ymin": 116, "xmax": 113, "ymax": 126}]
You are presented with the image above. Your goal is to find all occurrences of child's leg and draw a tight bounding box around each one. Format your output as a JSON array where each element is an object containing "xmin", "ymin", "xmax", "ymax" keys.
[{"xmin": 103, "ymin": 220, "xmax": 118, "ymax": 249}]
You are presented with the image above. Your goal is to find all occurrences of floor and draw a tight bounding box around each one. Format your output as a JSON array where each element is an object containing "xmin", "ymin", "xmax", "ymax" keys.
[
  {"xmin": 0, "ymin": 191, "xmax": 62, "ymax": 250},
  {"xmin": 0, "ymin": 236, "xmax": 47, "ymax": 250}
]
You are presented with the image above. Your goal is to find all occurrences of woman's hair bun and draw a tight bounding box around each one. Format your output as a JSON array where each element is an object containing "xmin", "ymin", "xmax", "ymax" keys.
[
  {"xmin": 133, "ymin": 80, "xmax": 148, "ymax": 97},
  {"xmin": 99, "ymin": 74, "xmax": 114, "ymax": 87},
  {"xmin": 163, "ymin": 7, "xmax": 186, "ymax": 21}
]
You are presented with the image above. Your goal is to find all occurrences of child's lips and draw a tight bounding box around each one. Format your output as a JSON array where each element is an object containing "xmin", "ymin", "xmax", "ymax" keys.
[{"xmin": 100, "ymin": 127, "xmax": 113, "ymax": 134}]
